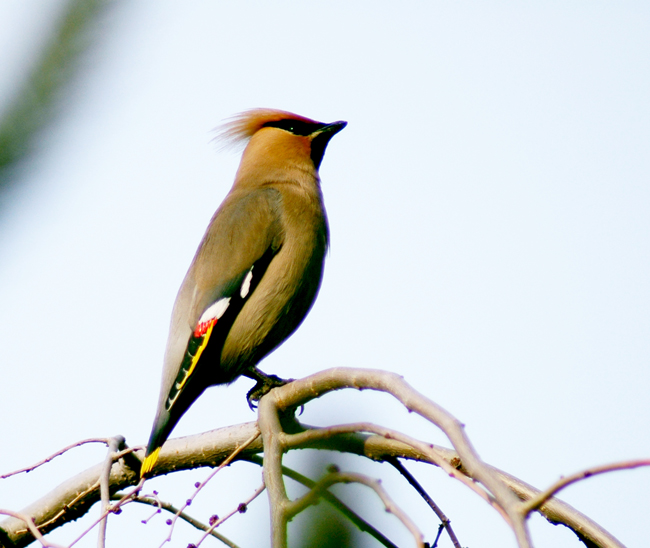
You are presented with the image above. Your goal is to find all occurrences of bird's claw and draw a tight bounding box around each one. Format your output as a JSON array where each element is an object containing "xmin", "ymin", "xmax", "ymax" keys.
[{"xmin": 246, "ymin": 374, "xmax": 293, "ymax": 410}]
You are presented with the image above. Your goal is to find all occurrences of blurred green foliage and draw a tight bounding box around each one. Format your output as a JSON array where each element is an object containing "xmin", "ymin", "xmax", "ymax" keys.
[
  {"xmin": 296, "ymin": 502, "xmax": 355, "ymax": 548},
  {"xmin": 293, "ymin": 454, "xmax": 356, "ymax": 548},
  {"xmin": 0, "ymin": 0, "xmax": 107, "ymax": 193}
]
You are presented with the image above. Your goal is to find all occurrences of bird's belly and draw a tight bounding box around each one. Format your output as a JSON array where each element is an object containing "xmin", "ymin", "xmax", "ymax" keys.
[{"xmin": 218, "ymin": 239, "xmax": 325, "ymax": 379}]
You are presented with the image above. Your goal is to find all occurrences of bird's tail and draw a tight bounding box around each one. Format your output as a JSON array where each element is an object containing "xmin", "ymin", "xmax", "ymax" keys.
[
  {"xmin": 140, "ymin": 447, "xmax": 161, "ymax": 477},
  {"xmin": 141, "ymin": 406, "xmax": 173, "ymax": 478}
]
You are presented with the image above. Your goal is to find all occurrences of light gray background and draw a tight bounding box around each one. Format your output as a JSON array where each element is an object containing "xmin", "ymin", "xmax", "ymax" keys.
[{"xmin": 1, "ymin": 2, "xmax": 648, "ymax": 547}]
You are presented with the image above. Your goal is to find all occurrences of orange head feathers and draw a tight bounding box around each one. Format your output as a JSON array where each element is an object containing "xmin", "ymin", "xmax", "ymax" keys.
[
  {"xmin": 218, "ymin": 109, "xmax": 326, "ymax": 148},
  {"xmin": 218, "ymin": 109, "xmax": 347, "ymax": 176}
]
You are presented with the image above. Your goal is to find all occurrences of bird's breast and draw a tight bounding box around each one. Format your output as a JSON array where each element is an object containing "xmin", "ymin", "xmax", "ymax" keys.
[{"xmin": 219, "ymin": 187, "xmax": 328, "ymax": 376}]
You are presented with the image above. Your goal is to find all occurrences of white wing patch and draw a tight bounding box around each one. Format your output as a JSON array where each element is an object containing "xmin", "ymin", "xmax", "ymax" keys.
[
  {"xmin": 240, "ymin": 267, "xmax": 254, "ymax": 298},
  {"xmin": 199, "ymin": 297, "xmax": 231, "ymax": 323}
]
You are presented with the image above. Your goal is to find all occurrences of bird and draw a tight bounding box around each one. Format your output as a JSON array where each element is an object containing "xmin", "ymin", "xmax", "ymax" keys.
[{"xmin": 140, "ymin": 109, "xmax": 346, "ymax": 477}]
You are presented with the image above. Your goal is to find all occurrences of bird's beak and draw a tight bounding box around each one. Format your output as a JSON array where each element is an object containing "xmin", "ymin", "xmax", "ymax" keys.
[
  {"xmin": 318, "ymin": 121, "xmax": 347, "ymax": 137},
  {"xmin": 310, "ymin": 120, "xmax": 347, "ymax": 168}
]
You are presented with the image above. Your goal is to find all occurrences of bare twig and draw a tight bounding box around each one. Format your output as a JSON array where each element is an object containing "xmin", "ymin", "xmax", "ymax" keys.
[
  {"xmin": 194, "ymin": 484, "xmax": 266, "ymax": 547},
  {"xmin": 264, "ymin": 368, "xmax": 532, "ymax": 547},
  {"xmin": 388, "ymin": 458, "xmax": 462, "ymax": 548},
  {"xmin": 159, "ymin": 429, "xmax": 260, "ymax": 547},
  {"xmin": 114, "ymin": 494, "xmax": 240, "ymax": 548},
  {"xmin": 431, "ymin": 524, "xmax": 445, "ymax": 548},
  {"xmin": 0, "ymin": 509, "xmax": 66, "ymax": 548},
  {"xmin": 258, "ymin": 394, "xmax": 288, "ymax": 547},
  {"xmin": 136, "ymin": 490, "xmax": 163, "ymax": 524},
  {"xmin": 520, "ymin": 458, "xmax": 650, "ymax": 516},
  {"xmin": 68, "ymin": 473, "xmax": 143, "ymax": 547},
  {"xmin": 244, "ymin": 454, "xmax": 399, "ymax": 548},
  {"xmin": 259, "ymin": 388, "xmax": 426, "ymax": 548},
  {"xmin": 284, "ymin": 421, "xmax": 501, "ymax": 516},
  {"xmin": 0, "ymin": 370, "xmax": 628, "ymax": 548},
  {"xmin": 290, "ymin": 470, "xmax": 425, "ymax": 547},
  {"xmin": 1, "ymin": 438, "xmax": 109, "ymax": 479},
  {"xmin": 97, "ymin": 436, "xmax": 122, "ymax": 548},
  {"xmin": 0, "ymin": 422, "xmax": 260, "ymax": 548}
]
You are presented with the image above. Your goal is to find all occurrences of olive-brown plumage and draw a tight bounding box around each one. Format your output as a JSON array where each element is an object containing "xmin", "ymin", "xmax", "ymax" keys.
[{"xmin": 141, "ymin": 109, "xmax": 346, "ymax": 475}]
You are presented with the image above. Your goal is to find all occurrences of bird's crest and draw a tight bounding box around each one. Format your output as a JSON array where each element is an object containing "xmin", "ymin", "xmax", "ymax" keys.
[{"xmin": 216, "ymin": 109, "xmax": 320, "ymax": 149}]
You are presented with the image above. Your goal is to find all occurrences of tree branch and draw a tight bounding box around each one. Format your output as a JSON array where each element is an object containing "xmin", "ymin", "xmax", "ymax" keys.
[
  {"xmin": 115, "ymin": 494, "xmax": 240, "ymax": 548},
  {"xmin": 388, "ymin": 458, "xmax": 462, "ymax": 548},
  {"xmin": 262, "ymin": 367, "xmax": 531, "ymax": 547},
  {"xmin": 287, "ymin": 470, "xmax": 425, "ymax": 547},
  {"xmin": 244, "ymin": 455, "xmax": 400, "ymax": 548},
  {"xmin": 0, "ymin": 368, "xmax": 627, "ymax": 548},
  {"xmin": 520, "ymin": 459, "xmax": 650, "ymax": 516}
]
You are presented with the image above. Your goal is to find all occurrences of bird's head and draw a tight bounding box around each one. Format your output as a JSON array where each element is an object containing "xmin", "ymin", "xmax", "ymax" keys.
[{"xmin": 219, "ymin": 109, "xmax": 347, "ymax": 174}]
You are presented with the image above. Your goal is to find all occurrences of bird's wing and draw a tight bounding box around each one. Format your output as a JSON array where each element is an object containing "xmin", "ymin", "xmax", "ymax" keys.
[
  {"xmin": 146, "ymin": 188, "xmax": 284, "ymax": 458},
  {"xmin": 184, "ymin": 186, "xmax": 284, "ymax": 328}
]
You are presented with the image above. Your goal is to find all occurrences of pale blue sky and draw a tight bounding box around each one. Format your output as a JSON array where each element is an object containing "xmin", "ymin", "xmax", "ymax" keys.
[{"xmin": 1, "ymin": 2, "xmax": 649, "ymax": 547}]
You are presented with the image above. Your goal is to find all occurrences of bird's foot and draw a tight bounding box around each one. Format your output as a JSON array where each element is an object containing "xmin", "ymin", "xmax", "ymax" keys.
[{"xmin": 244, "ymin": 368, "xmax": 293, "ymax": 410}]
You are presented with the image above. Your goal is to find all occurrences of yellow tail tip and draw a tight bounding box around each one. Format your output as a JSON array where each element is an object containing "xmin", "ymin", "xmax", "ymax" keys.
[{"xmin": 140, "ymin": 447, "xmax": 161, "ymax": 478}]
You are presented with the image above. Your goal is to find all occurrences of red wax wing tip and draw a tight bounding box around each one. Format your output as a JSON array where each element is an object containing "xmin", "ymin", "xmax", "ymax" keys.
[{"xmin": 194, "ymin": 318, "xmax": 217, "ymax": 338}]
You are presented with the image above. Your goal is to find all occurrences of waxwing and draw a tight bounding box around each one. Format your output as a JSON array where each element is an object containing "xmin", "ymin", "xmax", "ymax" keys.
[{"xmin": 141, "ymin": 109, "xmax": 346, "ymax": 476}]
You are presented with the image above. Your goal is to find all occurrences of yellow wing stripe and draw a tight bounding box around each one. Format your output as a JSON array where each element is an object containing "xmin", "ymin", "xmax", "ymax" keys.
[
  {"xmin": 144, "ymin": 320, "xmax": 217, "ymax": 479},
  {"xmin": 167, "ymin": 320, "xmax": 217, "ymax": 412},
  {"xmin": 177, "ymin": 320, "xmax": 216, "ymax": 394}
]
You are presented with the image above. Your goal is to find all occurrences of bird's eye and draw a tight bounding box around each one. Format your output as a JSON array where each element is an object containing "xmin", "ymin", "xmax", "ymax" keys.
[{"xmin": 263, "ymin": 119, "xmax": 325, "ymax": 136}]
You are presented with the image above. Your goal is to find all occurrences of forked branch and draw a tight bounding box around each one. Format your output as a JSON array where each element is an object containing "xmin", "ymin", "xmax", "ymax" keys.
[{"xmin": 0, "ymin": 367, "xmax": 633, "ymax": 548}]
